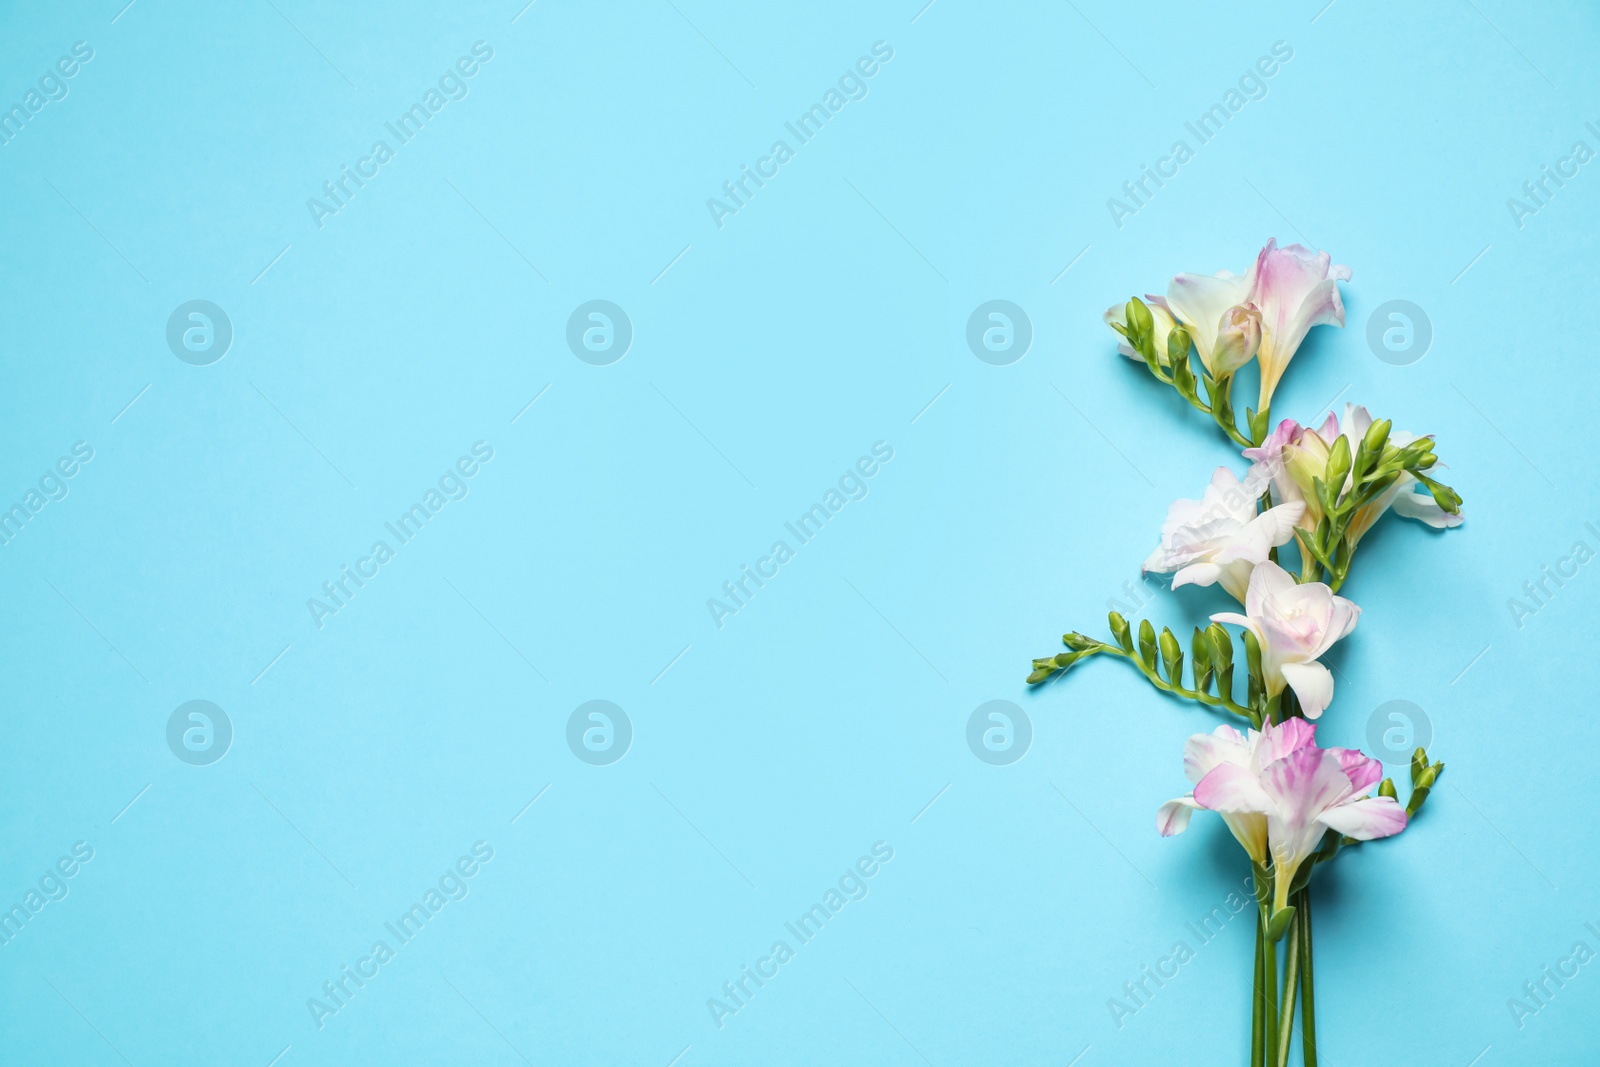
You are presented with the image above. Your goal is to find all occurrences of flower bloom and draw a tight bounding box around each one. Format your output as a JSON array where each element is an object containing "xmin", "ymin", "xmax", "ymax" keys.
[
  {"xmin": 1158, "ymin": 719, "xmax": 1406, "ymax": 915},
  {"xmin": 1244, "ymin": 403, "xmax": 1463, "ymax": 542},
  {"xmin": 1211, "ymin": 561, "xmax": 1358, "ymax": 717},
  {"xmin": 1163, "ymin": 240, "xmax": 1349, "ymax": 399},
  {"xmin": 1165, "ymin": 268, "xmax": 1254, "ymax": 375},
  {"xmin": 1143, "ymin": 467, "xmax": 1304, "ymax": 602},
  {"xmin": 1248, "ymin": 240, "xmax": 1351, "ymax": 410}
]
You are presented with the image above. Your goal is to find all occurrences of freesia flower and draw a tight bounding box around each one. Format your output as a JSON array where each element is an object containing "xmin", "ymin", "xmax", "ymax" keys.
[
  {"xmin": 1248, "ymin": 240, "xmax": 1351, "ymax": 410},
  {"xmin": 1211, "ymin": 561, "xmax": 1358, "ymax": 717},
  {"xmin": 1166, "ymin": 268, "xmax": 1253, "ymax": 375},
  {"xmin": 1158, "ymin": 720, "xmax": 1406, "ymax": 917},
  {"xmin": 1143, "ymin": 467, "xmax": 1304, "ymax": 602},
  {"xmin": 1156, "ymin": 718, "xmax": 1318, "ymax": 863},
  {"xmin": 1244, "ymin": 403, "xmax": 1464, "ymax": 542},
  {"xmin": 1104, "ymin": 295, "xmax": 1179, "ymax": 365}
]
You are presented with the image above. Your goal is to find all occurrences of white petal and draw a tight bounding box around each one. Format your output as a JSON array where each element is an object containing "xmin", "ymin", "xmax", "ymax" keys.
[
  {"xmin": 1172, "ymin": 562, "xmax": 1224, "ymax": 590},
  {"xmin": 1391, "ymin": 486, "xmax": 1463, "ymax": 528},
  {"xmin": 1245, "ymin": 560, "xmax": 1296, "ymax": 618},
  {"xmin": 1317, "ymin": 795, "xmax": 1406, "ymax": 840},
  {"xmin": 1279, "ymin": 661, "xmax": 1334, "ymax": 719},
  {"xmin": 1157, "ymin": 796, "xmax": 1202, "ymax": 836}
]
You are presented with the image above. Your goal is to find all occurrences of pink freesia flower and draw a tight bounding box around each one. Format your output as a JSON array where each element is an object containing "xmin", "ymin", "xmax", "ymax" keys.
[
  {"xmin": 1244, "ymin": 403, "xmax": 1464, "ymax": 543},
  {"xmin": 1211, "ymin": 561, "xmax": 1359, "ymax": 718},
  {"xmin": 1142, "ymin": 467, "xmax": 1304, "ymax": 602},
  {"xmin": 1248, "ymin": 240, "xmax": 1351, "ymax": 409},
  {"xmin": 1158, "ymin": 720, "xmax": 1406, "ymax": 916}
]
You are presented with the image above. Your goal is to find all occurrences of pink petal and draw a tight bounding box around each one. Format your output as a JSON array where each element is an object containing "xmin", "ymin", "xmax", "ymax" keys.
[
  {"xmin": 1257, "ymin": 718, "xmax": 1318, "ymax": 765},
  {"xmin": 1194, "ymin": 762, "xmax": 1275, "ymax": 815},
  {"xmin": 1258, "ymin": 748, "xmax": 1350, "ymax": 826},
  {"xmin": 1327, "ymin": 748, "xmax": 1384, "ymax": 794}
]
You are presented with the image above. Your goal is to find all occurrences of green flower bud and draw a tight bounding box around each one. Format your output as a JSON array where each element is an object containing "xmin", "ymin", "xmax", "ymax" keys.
[
  {"xmin": 1126, "ymin": 296, "xmax": 1153, "ymax": 341},
  {"xmin": 1324, "ymin": 434, "xmax": 1352, "ymax": 503},
  {"xmin": 1378, "ymin": 778, "xmax": 1397, "ymax": 800},
  {"xmin": 1159, "ymin": 627, "xmax": 1183, "ymax": 683},
  {"xmin": 1138, "ymin": 618, "xmax": 1158, "ymax": 669},
  {"xmin": 1361, "ymin": 417, "xmax": 1391, "ymax": 462},
  {"xmin": 1108, "ymin": 612, "xmax": 1132, "ymax": 652},
  {"xmin": 1207, "ymin": 624, "xmax": 1234, "ymax": 671},
  {"xmin": 1165, "ymin": 326, "xmax": 1192, "ymax": 371},
  {"xmin": 1190, "ymin": 627, "xmax": 1213, "ymax": 692},
  {"xmin": 1242, "ymin": 627, "xmax": 1263, "ymax": 682}
]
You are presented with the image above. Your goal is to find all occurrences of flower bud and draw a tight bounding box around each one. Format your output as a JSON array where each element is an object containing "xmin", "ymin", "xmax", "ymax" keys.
[
  {"xmin": 1362, "ymin": 417, "xmax": 1392, "ymax": 460},
  {"xmin": 1324, "ymin": 434, "xmax": 1352, "ymax": 502},
  {"xmin": 1191, "ymin": 628, "xmax": 1214, "ymax": 692},
  {"xmin": 1378, "ymin": 778, "xmax": 1397, "ymax": 800},
  {"xmin": 1165, "ymin": 326, "xmax": 1192, "ymax": 371},
  {"xmin": 1158, "ymin": 627, "xmax": 1183, "ymax": 681},
  {"xmin": 1108, "ymin": 612, "xmax": 1132, "ymax": 652},
  {"xmin": 1126, "ymin": 297, "xmax": 1153, "ymax": 347},
  {"xmin": 1206, "ymin": 624, "xmax": 1234, "ymax": 671},
  {"xmin": 1406, "ymin": 761, "xmax": 1444, "ymax": 817},
  {"xmin": 1208, "ymin": 304, "xmax": 1261, "ymax": 377},
  {"xmin": 1138, "ymin": 618, "xmax": 1158, "ymax": 669}
]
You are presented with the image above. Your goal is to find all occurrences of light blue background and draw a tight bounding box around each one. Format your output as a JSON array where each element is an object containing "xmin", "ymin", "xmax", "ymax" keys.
[{"xmin": 1, "ymin": 1, "xmax": 1595, "ymax": 1064}]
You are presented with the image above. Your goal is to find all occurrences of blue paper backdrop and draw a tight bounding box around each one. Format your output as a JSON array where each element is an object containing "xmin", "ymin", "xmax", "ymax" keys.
[{"xmin": 1, "ymin": 1, "xmax": 1595, "ymax": 1064}]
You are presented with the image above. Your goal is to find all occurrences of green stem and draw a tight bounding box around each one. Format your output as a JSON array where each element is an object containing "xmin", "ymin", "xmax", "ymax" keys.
[
  {"xmin": 1251, "ymin": 915, "xmax": 1265, "ymax": 1067},
  {"xmin": 1261, "ymin": 906, "xmax": 1278, "ymax": 1061},
  {"xmin": 1300, "ymin": 894, "xmax": 1318, "ymax": 1067},
  {"xmin": 1090, "ymin": 642, "xmax": 1256, "ymax": 721},
  {"xmin": 1275, "ymin": 898, "xmax": 1301, "ymax": 1067}
]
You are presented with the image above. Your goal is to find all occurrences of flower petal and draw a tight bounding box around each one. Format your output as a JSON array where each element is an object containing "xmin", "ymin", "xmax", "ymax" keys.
[
  {"xmin": 1245, "ymin": 560, "xmax": 1297, "ymax": 619},
  {"xmin": 1391, "ymin": 485, "xmax": 1464, "ymax": 528},
  {"xmin": 1158, "ymin": 795, "xmax": 1203, "ymax": 836},
  {"xmin": 1167, "ymin": 270, "xmax": 1253, "ymax": 369},
  {"xmin": 1317, "ymin": 795, "xmax": 1407, "ymax": 840},
  {"xmin": 1183, "ymin": 725, "xmax": 1248, "ymax": 785},
  {"xmin": 1280, "ymin": 661, "xmax": 1335, "ymax": 718},
  {"xmin": 1327, "ymin": 748, "xmax": 1384, "ymax": 795},
  {"xmin": 1172, "ymin": 562, "xmax": 1224, "ymax": 590},
  {"xmin": 1194, "ymin": 761, "xmax": 1275, "ymax": 815},
  {"xmin": 1255, "ymin": 718, "xmax": 1318, "ymax": 766}
]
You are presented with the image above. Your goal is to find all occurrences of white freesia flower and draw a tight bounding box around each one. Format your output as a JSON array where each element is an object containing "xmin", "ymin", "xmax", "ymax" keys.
[
  {"xmin": 1143, "ymin": 467, "xmax": 1305, "ymax": 602},
  {"xmin": 1211, "ymin": 560, "xmax": 1359, "ymax": 718},
  {"xmin": 1166, "ymin": 268, "xmax": 1254, "ymax": 375}
]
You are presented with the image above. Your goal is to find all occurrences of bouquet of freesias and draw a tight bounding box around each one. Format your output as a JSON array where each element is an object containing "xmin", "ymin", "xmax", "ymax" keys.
[{"xmin": 1027, "ymin": 240, "xmax": 1462, "ymax": 1066}]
